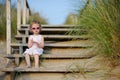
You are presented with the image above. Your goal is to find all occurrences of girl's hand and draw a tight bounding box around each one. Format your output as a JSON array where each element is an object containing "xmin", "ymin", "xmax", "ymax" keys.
[
  {"xmin": 32, "ymin": 41, "xmax": 40, "ymax": 48},
  {"xmin": 28, "ymin": 35, "xmax": 44, "ymax": 48}
]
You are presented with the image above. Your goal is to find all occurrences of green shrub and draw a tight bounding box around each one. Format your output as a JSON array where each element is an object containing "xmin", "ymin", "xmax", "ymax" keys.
[
  {"xmin": 27, "ymin": 12, "xmax": 48, "ymax": 24},
  {"xmin": 64, "ymin": 13, "xmax": 78, "ymax": 25}
]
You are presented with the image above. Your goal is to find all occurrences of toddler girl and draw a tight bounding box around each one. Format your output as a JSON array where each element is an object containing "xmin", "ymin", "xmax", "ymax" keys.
[{"xmin": 23, "ymin": 20, "xmax": 44, "ymax": 68}]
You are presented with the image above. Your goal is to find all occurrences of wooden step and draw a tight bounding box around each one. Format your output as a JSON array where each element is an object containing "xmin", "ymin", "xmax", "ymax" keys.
[
  {"xmin": 15, "ymin": 35, "xmax": 89, "ymax": 43},
  {"xmin": 11, "ymin": 43, "xmax": 92, "ymax": 49},
  {"xmin": 44, "ymin": 48, "xmax": 96, "ymax": 56},
  {"xmin": 1, "ymin": 57, "xmax": 98, "ymax": 73},
  {"xmin": 18, "ymin": 28, "xmax": 88, "ymax": 35},
  {"xmin": 21, "ymin": 25, "xmax": 77, "ymax": 29},
  {"xmin": 4, "ymin": 53, "xmax": 95, "ymax": 59},
  {"xmin": 1, "ymin": 67, "xmax": 97, "ymax": 73},
  {"xmin": 11, "ymin": 42, "xmax": 92, "ymax": 48},
  {"xmin": 4, "ymin": 47, "xmax": 95, "ymax": 67},
  {"xmin": 4, "ymin": 50, "xmax": 94, "ymax": 66},
  {"xmin": 1, "ymin": 56, "xmax": 103, "ymax": 74},
  {"xmin": 11, "ymin": 48, "xmax": 95, "ymax": 57},
  {"xmin": 15, "ymin": 35, "xmax": 89, "ymax": 39},
  {"xmin": 4, "ymin": 53, "xmax": 95, "ymax": 66},
  {"xmin": 1, "ymin": 72, "xmax": 108, "ymax": 80},
  {"xmin": 11, "ymin": 40, "xmax": 93, "ymax": 54},
  {"xmin": 19, "ymin": 28, "xmax": 83, "ymax": 32}
]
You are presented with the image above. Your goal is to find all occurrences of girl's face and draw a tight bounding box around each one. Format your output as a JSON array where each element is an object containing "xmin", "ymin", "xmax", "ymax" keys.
[{"xmin": 31, "ymin": 23, "xmax": 40, "ymax": 35}]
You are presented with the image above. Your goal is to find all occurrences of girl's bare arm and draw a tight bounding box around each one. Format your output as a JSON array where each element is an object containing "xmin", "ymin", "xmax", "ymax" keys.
[
  {"xmin": 39, "ymin": 35, "xmax": 44, "ymax": 48},
  {"xmin": 28, "ymin": 36, "xmax": 33, "ymax": 48}
]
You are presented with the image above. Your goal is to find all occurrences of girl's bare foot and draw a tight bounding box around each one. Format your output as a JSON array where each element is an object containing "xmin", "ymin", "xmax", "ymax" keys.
[
  {"xmin": 35, "ymin": 66, "xmax": 39, "ymax": 69},
  {"xmin": 26, "ymin": 65, "xmax": 31, "ymax": 68}
]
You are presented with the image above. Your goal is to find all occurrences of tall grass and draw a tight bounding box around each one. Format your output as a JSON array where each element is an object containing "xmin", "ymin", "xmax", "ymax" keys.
[
  {"xmin": 0, "ymin": 2, "xmax": 17, "ymax": 41},
  {"xmin": 64, "ymin": 13, "xmax": 78, "ymax": 25},
  {"xmin": 72, "ymin": 0, "xmax": 120, "ymax": 58},
  {"xmin": 0, "ymin": 1, "xmax": 6, "ymax": 40}
]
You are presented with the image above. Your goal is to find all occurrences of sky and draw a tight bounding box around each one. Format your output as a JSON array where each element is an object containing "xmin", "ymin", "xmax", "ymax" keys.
[{"xmin": 27, "ymin": 0, "xmax": 83, "ymax": 25}]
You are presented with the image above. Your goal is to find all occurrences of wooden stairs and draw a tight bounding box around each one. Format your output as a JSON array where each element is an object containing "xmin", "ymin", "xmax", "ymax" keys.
[{"xmin": 0, "ymin": 25, "xmax": 102, "ymax": 80}]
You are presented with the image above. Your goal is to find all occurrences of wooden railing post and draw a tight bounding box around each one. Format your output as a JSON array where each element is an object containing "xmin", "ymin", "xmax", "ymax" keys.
[
  {"xmin": 6, "ymin": 0, "xmax": 11, "ymax": 55},
  {"xmin": 23, "ymin": 0, "xmax": 27, "ymax": 24},
  {"xmin": 22, "ymin": 0, "xmax": 31, "ymax": 25},
  {"xmin": 17, "ymin": 0, "xmax": 21, "ymax": 34},
  {"xmin": 26, "ymin": 7, "xmax": 30, "ymax": 22},
  {"xmin": 6, "ymin": 0, "xmax": 31, "ymax": 55}
]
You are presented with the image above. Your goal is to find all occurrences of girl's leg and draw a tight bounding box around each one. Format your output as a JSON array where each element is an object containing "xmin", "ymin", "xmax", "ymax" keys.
[
  {"xmin": 34, "ymin": 54, "xmax": 39, "ymax": 68},
  {"xmin": 25, "ymin": 54, "xmax": 31, "ymax": 67}
]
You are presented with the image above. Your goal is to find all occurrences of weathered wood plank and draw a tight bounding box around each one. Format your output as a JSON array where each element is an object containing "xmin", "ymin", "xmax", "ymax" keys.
[
  {"xmin": 23, "ymin": 0, "xmax": 26, "ymax": 24},
  {"xmin": 18, "ymin": 28, "xmax": 88, "ymax": 35},
  {"xmin": 17, "ymin": 0, "xmax": 21, "ymax": 34},
  {"xmin": 18, "ymin": 28, "xmax": 86, "ymax": 31},
  {"xmin": 4, "ymin": 53, "xmax": 95, "ymax": 59},
  {"xmin": 21, "ymin": 25, "xmax": 79, "ymax": 28},
  {"xmin": 6, "ymin": 0, "xmax": 11, "ymax": 55},
  {"xmin": 15, "ymin": 35, "xmax": 89, "ymax": 41},
  {"xmin": 10, "ymin": 43, "xmax": 92, "ymax": 48},
  {"xmin": 1, "ymin": 67, "xmax": 97, "ymax": 73},
  {"xmin": 15, "ymin": 57, "xmax": 20, "ymax": 66}
]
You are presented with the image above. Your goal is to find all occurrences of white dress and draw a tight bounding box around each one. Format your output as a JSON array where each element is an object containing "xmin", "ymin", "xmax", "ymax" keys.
[{"xmin": 23, "ymin": 35, "xmax": 43, "ymax": 56}]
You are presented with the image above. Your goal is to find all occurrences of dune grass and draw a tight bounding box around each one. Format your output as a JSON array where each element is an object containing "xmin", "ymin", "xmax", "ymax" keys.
[{"xmin": 70, "ymin": 0, "xmax": 120, "ymax": 59}]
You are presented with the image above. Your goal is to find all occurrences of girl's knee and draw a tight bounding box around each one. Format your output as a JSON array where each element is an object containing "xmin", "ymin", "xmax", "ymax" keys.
[
  {"xmin": 33, "ymin": 54, "xmax": 40, "ymax": 58},
  {"xmin": 34, "ymin": 54, "xmax": 39, "ymax": 56},
  {"xmin": 25, "ymin": 53, "xmax": 30, "ymax": 56}
]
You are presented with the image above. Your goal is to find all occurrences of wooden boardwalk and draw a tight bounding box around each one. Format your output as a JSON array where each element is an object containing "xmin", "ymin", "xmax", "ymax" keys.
[{"xmin": 1, "ymin": 24, "xmax": 99, "ymax": 80}]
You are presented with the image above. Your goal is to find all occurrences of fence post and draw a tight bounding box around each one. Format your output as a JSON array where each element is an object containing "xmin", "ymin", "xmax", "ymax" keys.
[
  {"xmin": 23, "ymin": 0, "xmax": 26, "ymax": 24},
  {"xmin": 6, "ymin": 0, "xmax": 11, "ymax": 55},
  {"xmin": 17, "ymin": 0, "xmax": 21, "ymax": 34},
  {"xmin": 26, "ymin": 7, "xmax": 30, "ymax": 22}
]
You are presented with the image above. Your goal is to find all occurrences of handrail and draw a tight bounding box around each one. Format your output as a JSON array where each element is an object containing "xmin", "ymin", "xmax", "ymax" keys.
[
  {"xmin": 22, "ymin": 0, "xmax": 31, "ymax": 25},
  {"xmin": 6, "ymin": 0, "xmax": 31, "ymax": 55},
  {"xmin": 26, "ymin": 0, "xmax": 31, "ymax": 22},
  {"xmin": 17, "ymin": 0, "xmax": 31, "ymax": 33}
]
